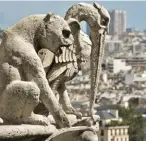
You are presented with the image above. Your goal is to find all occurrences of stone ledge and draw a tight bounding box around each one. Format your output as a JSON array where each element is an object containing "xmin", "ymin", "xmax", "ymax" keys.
[
  {"xmin": 0, "ymin": 124, "xmax": 57, "ymax": 141},
  {"xmin": 46, "ymin": 126, "xmax": 96, "ymax": 141}
]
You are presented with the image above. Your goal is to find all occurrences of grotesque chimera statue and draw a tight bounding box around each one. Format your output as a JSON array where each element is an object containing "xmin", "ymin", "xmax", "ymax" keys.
[
  {"xmin": 65, "ymin": 3, "xmax": 110, "ymax": 117},
  {"xmin": 0, "ymin": 2, "xmax": 110, "ymax": 141},
  {"xmin": 0, "ymin": 13, "xmax": 80, "ymax": 128},
  {"xmin": 35, "ymin": 29, "xmax": 92, "ymax": 119},
  {"xmin": 35, "ymin": 2, "xmax": 110, "ymax": 121}
]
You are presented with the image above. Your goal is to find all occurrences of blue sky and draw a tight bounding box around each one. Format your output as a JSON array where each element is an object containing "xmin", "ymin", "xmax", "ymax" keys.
[{"xmin": 0, "ymin": 1, "xmax": 146, "ymax": 31}]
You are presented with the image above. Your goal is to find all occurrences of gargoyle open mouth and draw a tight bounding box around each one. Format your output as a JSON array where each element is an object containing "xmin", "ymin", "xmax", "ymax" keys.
[
  {"xmin": 55, "ymin": 44, "xmax": 72, "ymax": 56},
  {"xmin": 61, "ymin": 44, "xmax": 72, "ymax": 48}
]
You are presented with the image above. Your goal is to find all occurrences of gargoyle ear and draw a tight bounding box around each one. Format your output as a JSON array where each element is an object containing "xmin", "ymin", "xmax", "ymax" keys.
[
  {"xmin": 43, "ymin": 12, "xmax": 54, "ymax": 22},
  {"xmin": 93, "ymin": 2, "xmax": 101, "ymax": 10},
  {"xmin": 67, "ymin": 18, "xmax": 81, "ymax": 34}
]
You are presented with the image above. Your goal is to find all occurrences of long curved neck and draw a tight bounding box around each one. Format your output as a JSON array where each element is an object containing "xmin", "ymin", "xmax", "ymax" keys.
[{"xmin": 65, "ymin": 3, "xmax": 101, "ymax": 29}]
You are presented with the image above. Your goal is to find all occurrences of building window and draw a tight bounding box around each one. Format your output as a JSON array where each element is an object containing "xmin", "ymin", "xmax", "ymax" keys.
[
  {"xmin": 121, "ymin": 138, "xmax": 123, "ymax": 141},
  {"xmin": 111, "ymin": 139, "xmax": 114, "ymax": 141},
  {"xmin": 125, "ymin": 137, "xmax": 127, "ymax": 141},
  {"xmin": 101, "ymin": 130, "xmax": 104, "ymax": 136},
  {"xmin": 117, "ymin": 138, "xmax": 119, "ymax": 141},
  {"xmin": 115, "ymin": 129, "xmax": 117, "ymax": 135},
  {"xmin": 123, "ymin": 129, "xmax": 125, "ymax": 135},
  {"xmin": 119, "ymin": 129, "xmax": 121, "ymax": 135}
]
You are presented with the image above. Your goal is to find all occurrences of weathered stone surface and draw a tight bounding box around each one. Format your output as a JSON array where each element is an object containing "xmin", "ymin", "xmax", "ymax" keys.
[
  {"xmin": 0, "ymin": 2, "xmax": 110, "ymax": 141},
  {"xmin": 0, "ymin": 125, "xmax": 56, "ymax": 141},
  {"xmin": 46, "ymin": 126, "xmax": 97, "ymax": 141},
  {"xmin": 35, "ymin": 2, "xmax": 110, "ymax": 121},
  {"xmin": 0, "ymin": 13, "xmax": 76, "ymax": 128},
  {"xmin": 65, "ymin": 2, "xmax": 110, "ymax": 116},
  {"xmin": 35, "ymin": 30, "xmax": 92, "ymax": 118}
]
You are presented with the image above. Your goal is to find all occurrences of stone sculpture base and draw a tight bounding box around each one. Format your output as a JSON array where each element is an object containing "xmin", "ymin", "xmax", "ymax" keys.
[
  {"xmin": 0, "ymin": 125, "xmax": 57, "ymax": 141},
  {"xmin": 46, "ymin": 126, "xmax": 98, "ymax": 141},
  {"xmin": 0, "ymin": 124, "xmax": 98, "ymax": 141},
  {"xmin": 0, "ymin": 115, "xmax": 100, "ymax": 141}
]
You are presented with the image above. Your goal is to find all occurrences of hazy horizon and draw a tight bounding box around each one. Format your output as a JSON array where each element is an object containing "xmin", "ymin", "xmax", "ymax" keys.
[{"xmin": 0, "ymin": 1, "xmax": 146, "ymax": 31}]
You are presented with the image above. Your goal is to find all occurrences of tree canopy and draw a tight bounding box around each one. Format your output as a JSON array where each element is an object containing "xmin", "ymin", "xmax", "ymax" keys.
[{"xmin": 118, "ymin": 105, "xmax": 146, "ymax": 141}]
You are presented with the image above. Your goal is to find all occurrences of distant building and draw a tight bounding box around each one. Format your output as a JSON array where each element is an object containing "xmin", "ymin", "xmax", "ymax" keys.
[
  {"xmin": 109, "ymin": 10, "xmax": 126, "ymax": 36},
  {"xmin": 96, "ymin": 109, "xmax": 129, "ymax": 141},
  {"xmin": 107, "ymin": 54, "xmax": 146, "ymax": 73},
  {"xmin": 126, "ymin": 28, "xmax": 137, "ymax": 33},
  {"xmin": 125, "ymin": 55, "xmax": 146, "ymax": 68},
  {"xmin": 120, "ymin": 95, "xmax": 146, "ymax": 108},
  {"xmin": 105, "ymin": 39, "xmax": 123, "ymax": 57},
  {"xmin": 99, "ymin": 126, "xmax": 129, "ymax": 141},
  {"xmin": 132, "ymin": 44, "xmax": 146, "ymax": 55},
  {"xmin": 96, "ymin": 109, "xmax": 122, "ymax": 125},
  {"xmin": 124, "ymin": 73, "xmax": 134, "ymax": 85},
  {"xmin": 107, "ymin": 58, "xmax": 132, "ymax": 73},
  {"xmin": 67, "ymin": 74, "xmax": 90, "ymax": 90}
]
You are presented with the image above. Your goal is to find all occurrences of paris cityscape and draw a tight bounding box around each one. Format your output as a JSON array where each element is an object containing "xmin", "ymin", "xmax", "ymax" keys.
[
  {"xmin": 66, "ymin": 8, "xmax": 146, "ymax": 141},
  {"xmin": 0, "ymin": 1, "xmax": 146, "ymax": 141}
]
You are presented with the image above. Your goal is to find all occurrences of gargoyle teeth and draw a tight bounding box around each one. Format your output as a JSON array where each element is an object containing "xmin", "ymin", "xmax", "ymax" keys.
[
  {"xmin": 62, "ymin": 47, "xmax": 66, "ymax": 62},
  {"xmin": 59, "ymin": 55, "xmax": 62, "ymax": 63},
  {"xmin": 65, "ymin": 47, "xmax": 69, "ymax": 62},
  {"xmin": 60, "ymin": 47, "xmax": 64, "ymax": 62},
  {"xmin": 55, "ymin": 56, "xmax": 58, "ymax": 63},
  {"xmin": 69, "ymin": 50, "xmax": 72, "ymax": 61}
]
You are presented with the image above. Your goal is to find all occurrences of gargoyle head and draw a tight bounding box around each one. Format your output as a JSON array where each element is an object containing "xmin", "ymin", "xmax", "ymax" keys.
[{"xmin": 35, "ymin": 13, "xmax": 79, "ymax": 56}]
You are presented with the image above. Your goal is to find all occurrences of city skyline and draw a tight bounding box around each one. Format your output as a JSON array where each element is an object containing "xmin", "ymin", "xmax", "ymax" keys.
[
  {"xmin": 109, "ymin": 10, "xmax": 126, "ymax": 36},
  {"xmin": 0, "ymin": 1, "xmax": 146, "ymax": 31}
]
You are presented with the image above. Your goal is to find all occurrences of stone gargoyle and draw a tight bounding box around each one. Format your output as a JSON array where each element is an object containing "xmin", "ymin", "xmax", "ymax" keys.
[
  {"xmin": 0, "ymin": 13, "xmax": 80, "ymax": 128},
  {"xmin": 35, "ymin": 28, "xmax": 92, "ymax": 120},
  {"xmin": 64, "ymin": 2, "xmax": 110, "ymax": 118},
  {"xmin": 0, "ymin": 2, "xmax": 110, "ymax": 141},
  {"xmin": 35, "ymin": 2, "xmax": 110, "ymax": 123}
]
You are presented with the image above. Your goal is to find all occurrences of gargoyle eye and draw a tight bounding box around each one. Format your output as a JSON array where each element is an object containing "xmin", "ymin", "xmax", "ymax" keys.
[
  {"xmin": 101, "ymin": 19, "xmax": 108, "ymax": 26},
  {"xmin": 62, "ymin": 29, "xmax": 71, "ymax": 38}
]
